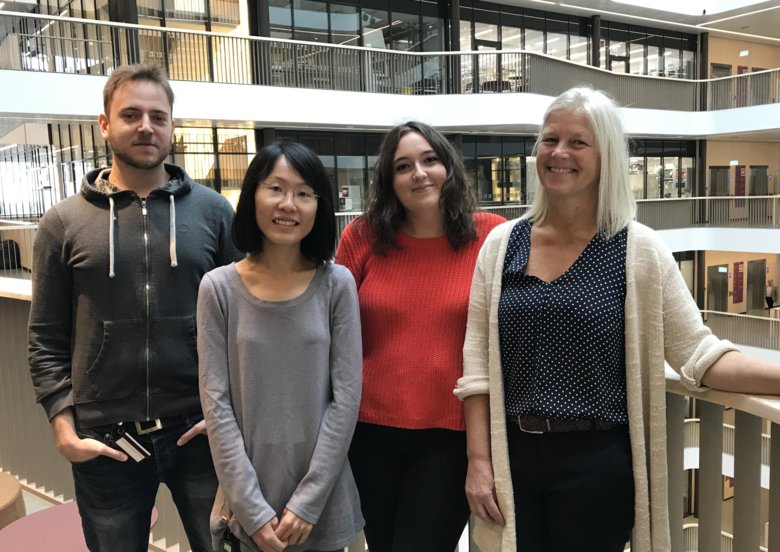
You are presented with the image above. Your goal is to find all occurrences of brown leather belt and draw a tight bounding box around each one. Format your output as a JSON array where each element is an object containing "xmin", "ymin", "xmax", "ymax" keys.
[{"xmin": 511, "ymin": 414, "xmax": 620, "ymax": 434}]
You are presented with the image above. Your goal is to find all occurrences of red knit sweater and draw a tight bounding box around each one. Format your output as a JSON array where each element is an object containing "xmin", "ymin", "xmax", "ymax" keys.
[{"xmin": 335, "ymin": 212, "xmax": 505, "ymax": 431}]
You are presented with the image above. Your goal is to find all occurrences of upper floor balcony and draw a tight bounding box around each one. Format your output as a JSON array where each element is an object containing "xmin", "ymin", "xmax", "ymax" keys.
[{"xmin": 1, "ymin": 10, "xmax": 780, "ymax": 140}]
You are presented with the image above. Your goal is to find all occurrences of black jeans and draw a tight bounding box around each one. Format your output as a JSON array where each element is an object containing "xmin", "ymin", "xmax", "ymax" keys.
[
  {"xmin": 72, "ymin": 414, "xmax": 217, "ymax": 552},
  {"xmin": 348, "ymin": 423, "xmax": 470, "ymax": 552},
  {"xmin": 508, "ymin": 423, "xmax": 634, "ymax": 552}
]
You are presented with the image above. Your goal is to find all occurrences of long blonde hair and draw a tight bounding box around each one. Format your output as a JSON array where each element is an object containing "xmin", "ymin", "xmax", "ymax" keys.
[{"xmin": 525, "ymin": 87, "xmax": 636, "ymax": 239}]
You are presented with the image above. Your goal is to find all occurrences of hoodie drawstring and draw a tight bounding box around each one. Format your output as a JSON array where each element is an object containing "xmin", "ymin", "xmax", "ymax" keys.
[
  {"xmin": 107, "ymin": 194, "xmax": 178, "ymax": 278},
  {"xmin": 108, "ymin": 196, "xmax": 116, "ymax": 278},
  {"xmin": 169, "ymin": 195, "xmax": 178, "ymax": 268}
]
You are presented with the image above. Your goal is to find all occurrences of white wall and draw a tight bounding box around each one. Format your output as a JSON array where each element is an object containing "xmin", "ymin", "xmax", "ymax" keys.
[{"xmin": 3, "ymin": 69, "xmax": 780, "ymax": 139}]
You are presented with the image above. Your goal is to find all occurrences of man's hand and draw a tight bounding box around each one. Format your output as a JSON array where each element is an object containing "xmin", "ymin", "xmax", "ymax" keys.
[
  {"xmin": 251, "ymin": 517, "xmax": 286, "ymax": 552},
  {"xmin": 177, "ymin": 419, "xmax": 207, "ymax": 446},
  {"xmin": 275, "ymin": 508, "xmax": 313, "ymax": 546},
  {"xmin": 51, "ymin": 409, "xmax": 127, "ymax": 463}
]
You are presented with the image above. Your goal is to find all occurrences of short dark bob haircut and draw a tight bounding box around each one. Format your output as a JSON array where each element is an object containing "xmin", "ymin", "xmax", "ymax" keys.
[
  {"xmin": 232, "ymin": 141, "xmax": 336, "ymax": 262},
  {"xmin": 362, "ymin": 121, "xmax": 476, "ymax": 255}
]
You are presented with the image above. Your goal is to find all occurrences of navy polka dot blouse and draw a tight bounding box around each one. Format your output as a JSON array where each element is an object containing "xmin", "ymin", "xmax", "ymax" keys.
[{"xmin": 499, "ymin": 218, "xmax": 629, "ymax": 424}]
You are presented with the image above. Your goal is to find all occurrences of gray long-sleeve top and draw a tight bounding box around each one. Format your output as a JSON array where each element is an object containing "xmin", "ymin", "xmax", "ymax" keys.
[{"xmin": 197, "ymin": 262, "xmax": 363, "ymax": 551}]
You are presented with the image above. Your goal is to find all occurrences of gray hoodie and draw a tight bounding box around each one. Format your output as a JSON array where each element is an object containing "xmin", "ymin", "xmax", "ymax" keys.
[{"xmin": 28, "ymin": 164, "xmax": 242, "ymax": 428}]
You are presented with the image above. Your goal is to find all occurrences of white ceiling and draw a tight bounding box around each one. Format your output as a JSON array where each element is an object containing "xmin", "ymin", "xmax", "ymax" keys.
[{"xmin": 497, "ymin": 0, "xmax": 780, "ymax": 43}]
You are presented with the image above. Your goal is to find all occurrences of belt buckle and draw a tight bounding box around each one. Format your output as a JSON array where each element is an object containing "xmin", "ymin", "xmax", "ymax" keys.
[
  {"xmin": 134, "ymin": 419, "xmax": 162, "ymax": 435},
  {"xmin": 517, "ymin": 416, "xmax": 545, "ymax": 434}
]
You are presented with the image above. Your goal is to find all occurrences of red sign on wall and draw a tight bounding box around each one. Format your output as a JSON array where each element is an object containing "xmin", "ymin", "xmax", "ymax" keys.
[
  {"xmin": 735, "ymin": 165, "xmax": 746, "ymax": 197},
  {"xmin": 733, "ymin": 261, "xmax": 744, "ymax": 304}
]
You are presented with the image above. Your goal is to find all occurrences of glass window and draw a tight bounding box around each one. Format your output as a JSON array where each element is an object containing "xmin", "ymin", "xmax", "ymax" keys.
[
  {"xmin": 330, "ymin": 3, "xmax": 359, "ymax": 46},
  {"xmin": 662, "ymin": 158, "xmax": 678, "ymax": 198},
  {"xmin": 664, "ymin": 34, "xmax": 683, "ymax": 78},
  {"xmin": 96, "ymin": 0, "xmax": 110, "ymax": 21},
  {"xmin": 166, "ymin": 0, "xmax": 207, "ymax": 23},
  {"xmin": 269, "ymin": 0, "xmax": 293, "ymax": 39},
  {"xmin": 629, "ymin": 42, "xmax": 644, "ymax": 75},
  {"xmin": 293, "ymin": 0, "xmax": 328, "ymax": 43},
  {"xmin": 628, "ymin": 27, "xmax": 645, "ymax": 74},
  {"xmin": 609, "ymin": 39, "xmax": 627, "ymax": 73},
  {"xmin": 459, "ymin": 20, "xmax": 472, "ymax": 51},
  {"xmin": 460, "ymin": 20, "xmax": 474, "ymax": 91},
  {"xmin": 474, "ymin": 137, "xmax": 501, "ymax": 203},
  {"xmin": 647, "ymin": 41, "xmax": 661, "ymax": 76},
  {"xmin": 525, "ymin": 29, "xmax": 544, "ymax": 54},
  {"xmin": 546, "ymin": 32, "xmax": 566, "ymax": 59},
  {"xmin": 664, "ymin": 48, "xmax": 681, "ymax": 78},
  {"xmin": 501, "ymin": 25, "xmax": 521, "ymax": 50},
  {"xmin": 680, "ymin": 157, "xmax": 695, "ymax": 198},
  {"xmin": 216, "ymin": 129, "xmax": 256, "ymax": 192},
  {"xmin": 319, "ymin": 155, "xmax": 337, "ymax": 198},
  {"xmin": 681, "ymin": 49, "xmax": 695, "ymax": 79},
  {"xmin": 298, "ymin": 131, "xmax": 335, "ymax": 156},
  {"xmin": 474, "ymin": 21, "xmax": 498, "ymax": 44},
  {"xmin": 388, "ymin": 10, "xmax": 420, "ymax": 51},
  {"xmin": 363, "ymin": 9, "xmax": 389, "ymax": 49},
  {"xmin": 336, "ymin": 156, "xmax": 365, "ymax": 212},
  {"xmin": 629, "ymin": 155, "xmax": 645, "ymax": 199},
  {"xmin": 645, "ymin": 156, "xmax": 663, "ymax": 199},
  {"xmin": 569, "ymin": 34, "xmax": 588, "ymax": 64},
  {"xmin": 173, "ymin": 128, "xmax": 216, "ymax": 189},
  {"xmin": 422, "ymin": 16, "xmax": 443, "ymax": 51}
]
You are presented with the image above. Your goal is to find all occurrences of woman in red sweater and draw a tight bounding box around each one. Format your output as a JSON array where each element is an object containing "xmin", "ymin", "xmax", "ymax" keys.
[{"xmin": 336, "ymin": 121, "xmax": 505, "ymax": 552}]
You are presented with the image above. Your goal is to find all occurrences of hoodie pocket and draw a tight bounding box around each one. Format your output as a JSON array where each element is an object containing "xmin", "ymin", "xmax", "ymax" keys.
[
  {"xmin": 149, "ymin": 315, "xmax": 199, "ymax": 393},
  {"xmin": 85, "ymin": 318, "xmax": 146, "ymax": 400}
]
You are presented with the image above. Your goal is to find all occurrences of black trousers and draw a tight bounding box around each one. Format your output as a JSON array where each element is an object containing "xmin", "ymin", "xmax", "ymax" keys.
[
  {"xmin": 767, "ymin": 296, "xmax": 774, "ymax": 309},
  {"xmin": 508, "ymin": 423, "xmax": 634, "ymax": 552},
  {"xmin": 348, "ymin": 422, "xmax": 470, "ymax": 552}
]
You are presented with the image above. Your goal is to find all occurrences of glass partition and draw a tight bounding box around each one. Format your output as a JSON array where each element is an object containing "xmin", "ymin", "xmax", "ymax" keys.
[{"xmin": 330, "ymin": 3, "xmax": 360, "ymax": 46}]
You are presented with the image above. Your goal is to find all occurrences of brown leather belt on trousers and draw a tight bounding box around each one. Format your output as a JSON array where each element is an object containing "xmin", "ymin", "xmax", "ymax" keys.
[{"xmin": 510, "ymin": 414, "xmax": 620, "ymax": 434}]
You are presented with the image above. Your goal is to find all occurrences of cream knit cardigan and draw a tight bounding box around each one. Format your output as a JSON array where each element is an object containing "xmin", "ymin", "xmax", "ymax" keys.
[{"xmin": 455, "ymin": 219, "xmax": 737, "ymax": 552}]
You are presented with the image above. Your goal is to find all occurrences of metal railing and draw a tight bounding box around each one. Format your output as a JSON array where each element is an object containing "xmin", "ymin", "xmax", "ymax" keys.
[
  {"xmin": 4, "ymin": 197, "xmax": 778, "ymax": 280},
  {"xmin": 637, "ymin": 196, "xmax": 780, "ymax": 230},
  {"xmin": 701, "ymin": 310, "xmax": 780, "ymax": 352},
  {"xmin": 0, "ymin": 223, "xmax": 35, "ymax": 279},
  {"xmin": 682, "ymin": 524, "xmax": 769, "ymax": 552},
  {"xmin": 2, "ymin": 10, "xmax": 779, "ymax": 112},
  {"xmin": 666, "ymin": 381, "xmax": 780, "ymax": 552}
]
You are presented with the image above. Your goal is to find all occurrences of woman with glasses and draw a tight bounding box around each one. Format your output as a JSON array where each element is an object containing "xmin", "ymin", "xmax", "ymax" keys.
[
  {"xmin": 197, "ymin": 141, "xmax": 363, "ymax": 552},
  {"xmin": 336, "ymin": 121, "xmax": 505, "ymax": 552}
]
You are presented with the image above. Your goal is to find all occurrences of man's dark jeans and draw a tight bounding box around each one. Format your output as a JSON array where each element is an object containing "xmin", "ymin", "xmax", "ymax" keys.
[{"xmin": 72, "ymin": 414, "xmax": 217, "ymax": 552}]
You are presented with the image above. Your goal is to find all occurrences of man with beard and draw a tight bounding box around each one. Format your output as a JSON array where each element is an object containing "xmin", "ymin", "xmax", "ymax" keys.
[{"xmin": 28, "ymin": 64, "xmax": 241, "ymax": 552}]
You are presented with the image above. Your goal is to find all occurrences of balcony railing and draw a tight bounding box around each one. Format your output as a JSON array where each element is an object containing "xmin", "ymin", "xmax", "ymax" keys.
[
  {"xmin": 3, "ymin": 197, "xmax": 779, "ymax": 280},
  {"xmin": 666, "ymin": 378, "xmax": 780, "ymax": 551},
  {"xmin": 702, "ymin": 310, "xmax": 780, "ymax": 352},
  {"xmin": 637, "ymin": 196, "xmax": 780, "ymax": 230},
  {"xmin": 2, "ymin": 10, "xmax": 780, "ymax": 112}
]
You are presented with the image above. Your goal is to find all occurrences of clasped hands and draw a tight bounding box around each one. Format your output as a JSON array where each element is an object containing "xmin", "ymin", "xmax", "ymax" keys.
[{"xmin": 252, "ymin": 508, "xmax": 313, "ymax": 552}]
